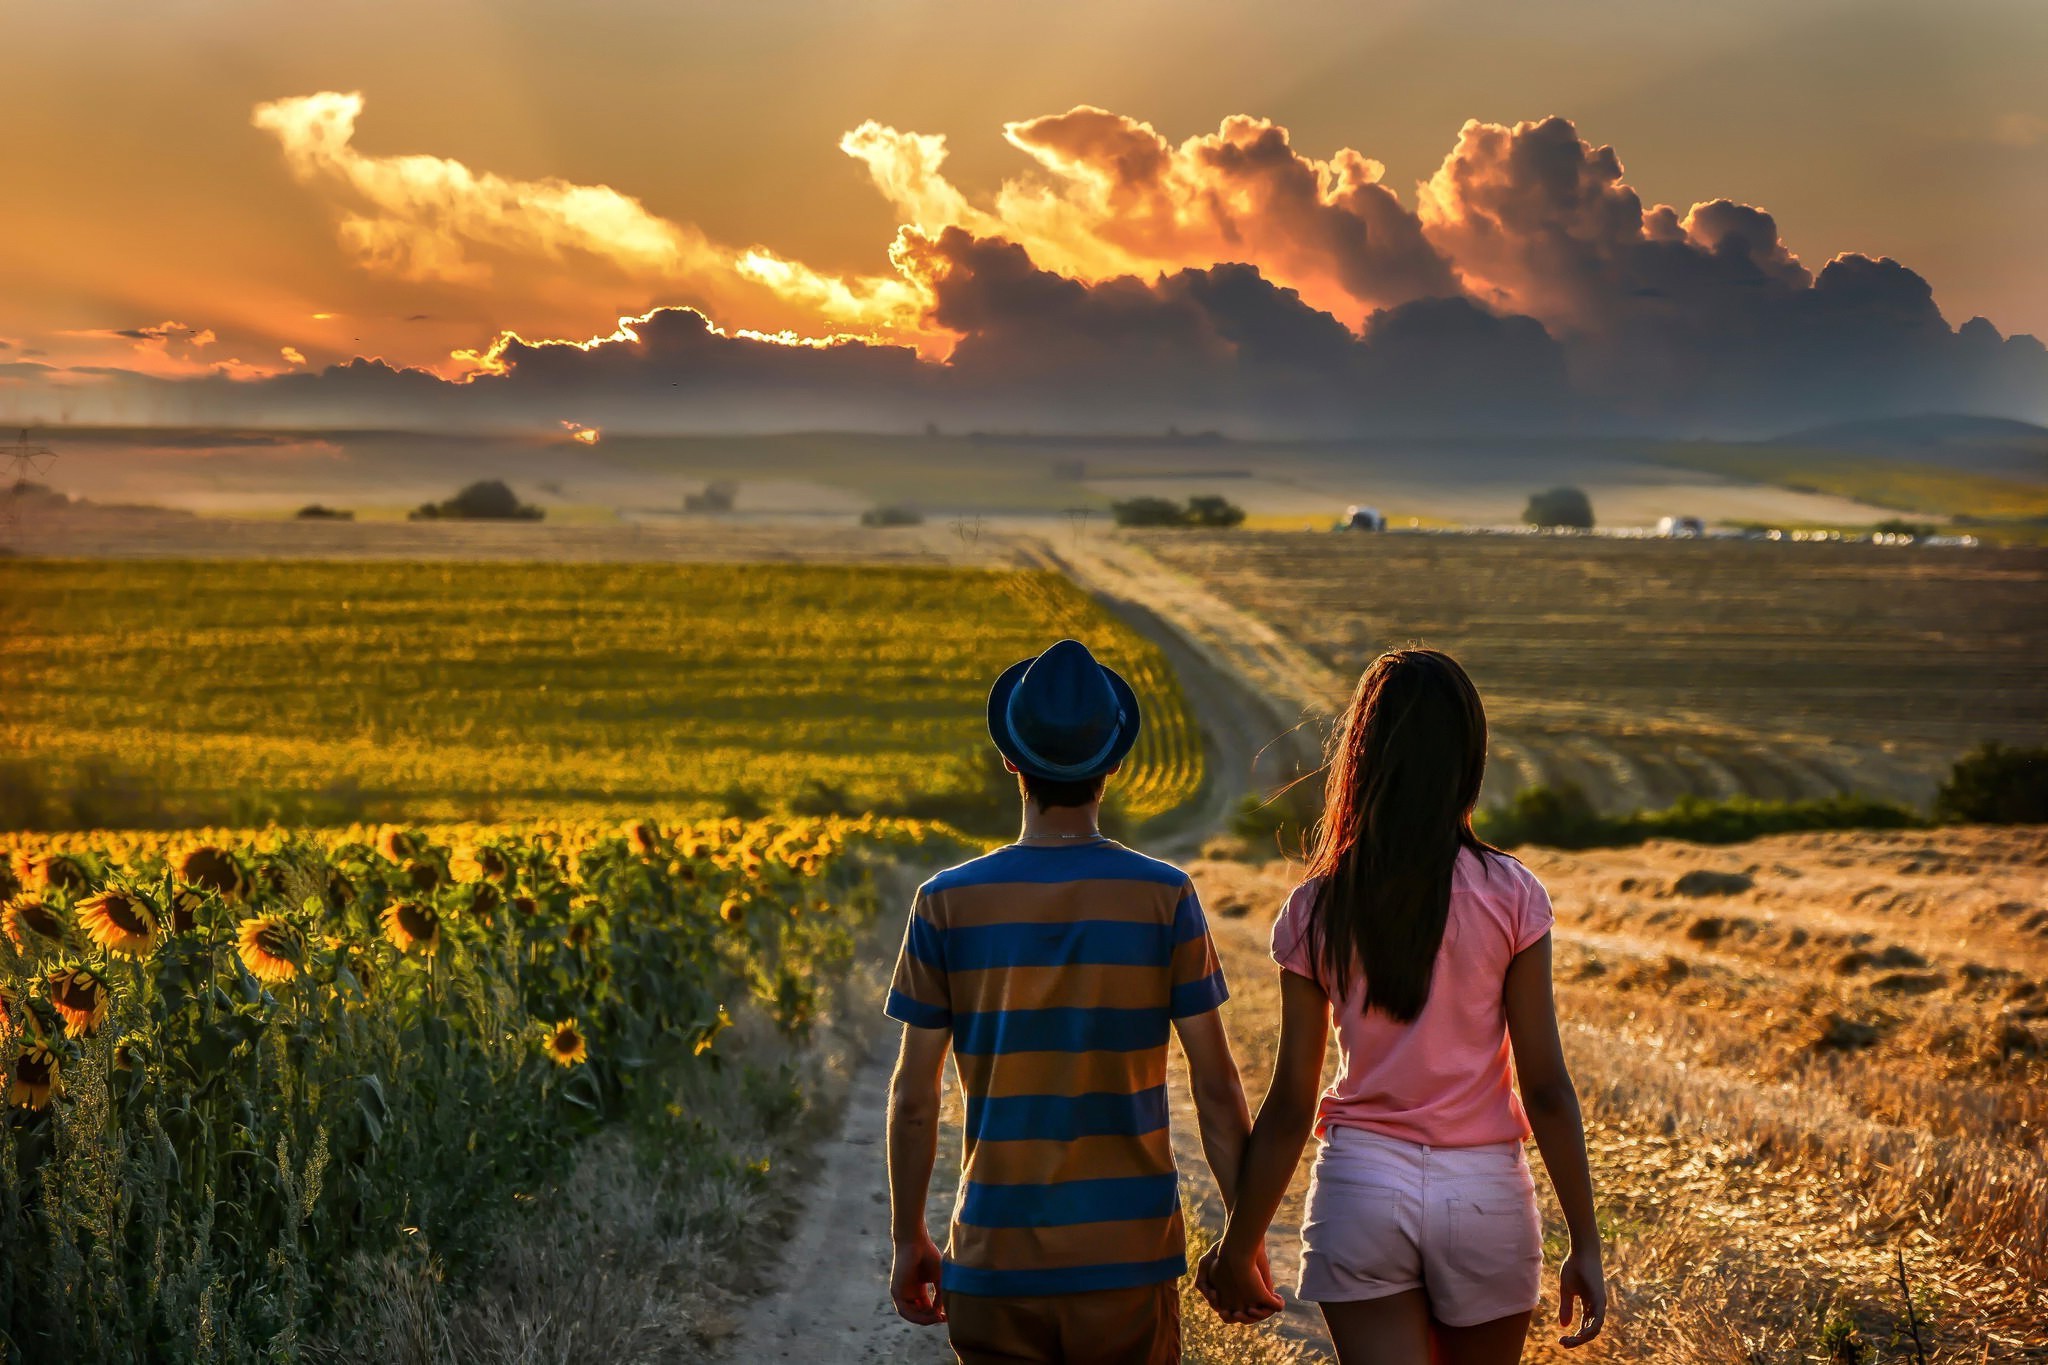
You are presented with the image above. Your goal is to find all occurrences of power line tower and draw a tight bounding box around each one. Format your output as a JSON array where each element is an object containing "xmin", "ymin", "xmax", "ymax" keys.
[
  {"xmin": 1, "ymin": 428, "xmax": 57, "ymax": 538},
  {"xmin": 3, "ymin": 429, "xmax": 55, "ymax": 484}
]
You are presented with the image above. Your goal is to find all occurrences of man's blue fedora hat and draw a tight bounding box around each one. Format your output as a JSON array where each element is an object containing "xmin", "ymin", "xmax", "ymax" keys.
[{"xmin": 987, "ymin": 638, "xmax": 1143, "ymax": 783}]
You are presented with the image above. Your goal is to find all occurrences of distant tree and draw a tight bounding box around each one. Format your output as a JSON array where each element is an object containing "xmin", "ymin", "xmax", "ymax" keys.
[
  {"xmin": 409, "ymin": 479, "xmax": 542, "ymax": 521},
  {"xmin": 1873, "ymin": 518, "xmax": 1935, "ymax": 538},
  {"xmin": 1110, "ymin": 496, "xmax": 1191, "ymax": 528},
  {"xmin": 1185, "ymin": 494, "xmax": 1247, "ymax": 528},
  {"xmin": 1523, "ymin": 486, "xmax": 1595, "ymax": 529},
  {"xmin": 1934, "ymin": 742, "xmax": 2048, "ymax": 824},
  {"xmin": 684, "ymin": 480, "xmax": 738, "ymax": 513},
  {"xmin": 861, "ymin": 504, "xmax": 924, "ymax": 528},
  {"xmin": 294, "ymin": 504, "xmax": 354, "ymax": 521}
]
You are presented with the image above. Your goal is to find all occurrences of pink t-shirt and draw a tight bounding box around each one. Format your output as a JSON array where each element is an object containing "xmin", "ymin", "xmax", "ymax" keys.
[{"xmin": 1270, "ymin": 847, "xmax": 1554, "ymax": 1148}]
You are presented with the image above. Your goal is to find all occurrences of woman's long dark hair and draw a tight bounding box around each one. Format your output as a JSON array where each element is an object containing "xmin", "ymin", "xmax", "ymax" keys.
[{"xmin": 1304, "ymin": 648, "xmax": 1497, "ymax": 1022}]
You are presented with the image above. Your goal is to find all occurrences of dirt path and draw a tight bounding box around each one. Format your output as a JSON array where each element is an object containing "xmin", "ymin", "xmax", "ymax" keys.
[
  {"xmin": 726, "ymin": 1038, "xmax": 960, "ymax": 1364},
  {"xmin": 725, "ymin": 537, "xmax": 1325, "ymax": 1361}
]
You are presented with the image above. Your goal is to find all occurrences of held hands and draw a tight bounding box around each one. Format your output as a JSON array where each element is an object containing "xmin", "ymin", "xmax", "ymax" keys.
[
  {"xmin": 1195, "ymin": 1238, "xmax": 1286, "ymax": 1325},
  {"xmin": 890, "ymin": 1232, "xmax": 947, "ymax": 1326},
  {"xmin": 1558, "ymin": 1243, "xmax": 1608, "ymax": 1347}
]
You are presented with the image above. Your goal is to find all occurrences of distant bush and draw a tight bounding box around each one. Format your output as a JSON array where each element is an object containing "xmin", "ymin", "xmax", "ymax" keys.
[
  {"xmin": 409, "ymin": 479, "xmax": 543, "ymax": 522},
  {"xmin": 1476, "ymin": 784, "xmax": 1923, "ymax": 850},
  {"xmin": 1111, "ymin": 494, "xmax": 1247, "ymax": 529},
  {"xmin": 1111, "ymin": 496, "xmax": 1193, "ymax": 527},
  {"xmin": 1186, "ymin": 495, "xmax": 1247, "ymax": 528},
  {"xmin": 1522, "ymin": 486, "xmax": 1595, "ymax": 530},
  {"xmin": 861, "ymin": 504, "xmax": 925, "ymax": 528},
  {"xmin": 295, "ymin": 503, "xmax": 354, "ymax": 521},
  {"xmin": 1873, "ymin": 517, "xmax": 1936, "ymax": 538},
  {"xmin": 684, "ymin": 480, "xmax": 738, "ymax": 513},
  {"xmin": 1227, "ymin": 785, "xmax": 1321, "ymax": 859},
  {"xmin": 1934, "ymin": 742, "xmax": 2048, "ymax": 824}
]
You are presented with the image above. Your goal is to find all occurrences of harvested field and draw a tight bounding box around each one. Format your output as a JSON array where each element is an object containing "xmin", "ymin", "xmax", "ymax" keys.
[
  {"xmin": 1135, "ymin": 532, "xmax": 2048, "ymax": 811},
  {"xmin": 1187, "ymin": 824, "xmax": 2048, "ymax": 1362}
]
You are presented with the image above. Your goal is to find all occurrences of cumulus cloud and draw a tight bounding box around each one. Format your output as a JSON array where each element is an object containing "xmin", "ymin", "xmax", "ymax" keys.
[
  {"xmin": 251, "ymin": 91, "xmax": 923, "ymax": 341},
  {"xmin": 843, "ymin": 108, "xmax": 1458, "ymax": 323},
  {"xmin": 13, "ymin": 105, "xmax": 2043, "ymax": 434}
]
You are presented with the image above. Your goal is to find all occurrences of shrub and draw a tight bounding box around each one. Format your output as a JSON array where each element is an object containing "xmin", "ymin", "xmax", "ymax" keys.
[
  {"xmin": 1476, "ymin": 785, "xmax": 1923, "ymax": 850},
  {"xmin": 1110, "ymin": 494, "xmax": 1247, "ymax": 529},
  {"xmin": 1522, "ymin": 486, "xmax": 1595, "ymax": 530},
  {"xmin": 409, "ymin": 479, "xmax": 543, "ymax": 522},
  {"xmin": 1110, "ymin": 496, "xmax": 1191, "ymax": 528},
  {"xmin": 1185, "ymin": 495, "xmax": 1247, "ymax": 528},
  {"xmin": 1477, "ymin": 783, "xmax": 1606, "ymax": 848},
  {"xmin": 1934, "ymin": 742, "xmax": 2048, "ymax": 824},
  {"xmin": 295, "ymin": 504, "xmax": 354, "ymax": 521},
  {"xmin": 683, "ymin": 480, "xmax": 738, "ymax": 513},
  {"xmin": 860, "ymin": 504, "xmax": 925, "ymax": 528},
  {"xmin": 1873, "ymin": 517, "xmax": 1935, "ymax": 538}
]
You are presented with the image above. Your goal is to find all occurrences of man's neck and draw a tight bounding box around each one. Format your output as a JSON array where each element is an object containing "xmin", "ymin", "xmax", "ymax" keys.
[{"xmin": 1018, "ymin": 801, "xmax": 1104, "ymax": 842}]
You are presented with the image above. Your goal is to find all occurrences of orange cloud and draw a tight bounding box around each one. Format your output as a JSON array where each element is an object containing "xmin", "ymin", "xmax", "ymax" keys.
[
  {"xmin": 252, "ymin": 91, "xmax": 921, "ymax": 350},
  {"xmin": 841, "ymin": 107, "xmax": 1459, "ymax": 322}
]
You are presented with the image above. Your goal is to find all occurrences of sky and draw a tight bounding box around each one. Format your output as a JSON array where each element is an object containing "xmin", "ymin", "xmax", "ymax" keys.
[{"xmin": 3, "ymin": 0, "xmax": 2046, "ymax": 433}]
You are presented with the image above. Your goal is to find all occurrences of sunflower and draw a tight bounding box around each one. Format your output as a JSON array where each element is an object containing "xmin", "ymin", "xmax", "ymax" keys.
[
  {"xmin": 3, "ymin": 897, "xmax": 68, "ymax": 953},
  {"xmin": 511, "ymin": 894, "xmax": 538, "ymax": 917},
  {"xmin": 236, "ymin": 915, "xmax": 303, "ymax": 985},
  {"xmin": 623, "ymin": 820, "xmax": 662, "ymax": 857},
  {"xmin": 563, "ymin": 919, "xmax": 596, "ymax": 949},
  {"xmin": 403, "ymin": 858, "xmax": 442, "ymax": 892},
  {"xmin": 380, "ymin": 900, "xmax": 441, "ymax": 955},
  {"xmin": 177, "ymin": 845, "xmax": 247, "ymax": 900},
  {"xmin": 48, "ymin": 964, "xmax": 111, "ymax": 1037},
  {"xmin": 719, "ymin": 894, "xmax": 748, "ymax": 925},
  {"xmin": 12, "ymin": 850, "xmax": 91, "ymax": 895},
  {"xmin": 10, "ymin": 1042, "xmax": 59, "ymax": 1110},
  {"xmin": 167, "ymin": 886, "xmax": 204, "ymax": 934},
  {"xmin": 77, "ymin": 890, "xmax": 159, "ymax": 958},
  {"xmin": 0, "ymin": 859, "xmax": 18, "ymax": 901},
  {"xmin": 450, "ymin": 844, "xmax": 513, "ymax": 885},
  {"xmin": 112, "ymin": 1036, "xmax": 147, "ymax": 1073},
  {"xmin": 376, "ymin": 828, "xmax": 422, "ymax": 864},
  {"xmin": 544, "ymin": 1019, "xmax": 588, "ymax": 1067},
  {"xmin": 468, "ymin": 882, "xmax": 501, "ymax": 919}
]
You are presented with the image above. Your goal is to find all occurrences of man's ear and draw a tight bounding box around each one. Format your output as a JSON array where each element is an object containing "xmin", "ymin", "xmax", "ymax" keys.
[
  {"xmin": 1002, "ymin": 759, "xmax": 1021, "ymax": 775},
  {"xmin": 1104, "ymin": 762, "xmax": 1123, "ymax": 777}
]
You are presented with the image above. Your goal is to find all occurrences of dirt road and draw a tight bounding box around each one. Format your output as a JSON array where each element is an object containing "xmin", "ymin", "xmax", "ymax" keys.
[{"xmin": 723, "ymin": 536, "xmax": 1324, "ymax": 1362}]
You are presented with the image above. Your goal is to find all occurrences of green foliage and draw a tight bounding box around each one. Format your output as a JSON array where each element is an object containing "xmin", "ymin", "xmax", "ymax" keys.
[
  {"xmin": 1476, "ymin": 785, "xmax": 1924, "ymax": 850},
  {"xmin": 1521, "ymin": 486, "xmax": 1595, "ymax": 529},
  {"xmin": 0, "ymin": 815, "xmax": 938, "ymax": 1362},
  {"xmin": 1873, "ymin": 518, "xmax": 1936, "ymax": 538},
  {"xmin": 1110, "ymin": 494, "xmax": 1247, "ymax": 529},
  {"xmin": 1934, "ymin": 741, "xmax": 2048, "ymax": 824},
  {"xmin": 408, "ymin": 480, "xmax": 543, "ymax": 522},
  {"xmin": 0, "ymin": 562, "xmax": 1203, "ymax": 829}
]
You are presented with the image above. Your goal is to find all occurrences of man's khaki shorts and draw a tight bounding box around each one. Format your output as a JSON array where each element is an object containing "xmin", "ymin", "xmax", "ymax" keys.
[{"xmin": 943, "ymin": 1280, "xmax": 1180, "ymax": 1365}]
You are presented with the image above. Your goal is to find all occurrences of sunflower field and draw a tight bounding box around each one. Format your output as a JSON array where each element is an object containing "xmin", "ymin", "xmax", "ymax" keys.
[
  {"xmin": 0, "ymin": 813, "xmax": 946, "ymax": 1361},
  {"xmin": 0, "ymin": 560, "xmax": 1205, "ymax": 833}
]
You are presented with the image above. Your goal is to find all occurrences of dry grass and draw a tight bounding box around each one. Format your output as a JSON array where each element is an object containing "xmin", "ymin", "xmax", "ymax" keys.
[
  {"xmin": 308, "ymin": 942, "xmax": 894, "ymax": 1364},
  {"xmin": 1139, "ymin": 531, "xmax": 2048, "ymax": 812},
  {"xmin": 1187, "ymin": 825, "xmax": 2048, "ymax": 1363}
]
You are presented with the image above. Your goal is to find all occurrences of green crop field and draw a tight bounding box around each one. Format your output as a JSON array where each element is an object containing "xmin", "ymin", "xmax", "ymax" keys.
[
  {"xmin": 1647, "ymin": 442, "xmax": 2048, "ymax": 525},
  {"xmin": 0, "ymin": 561, "xmax": 1203, "ymax": 831}
]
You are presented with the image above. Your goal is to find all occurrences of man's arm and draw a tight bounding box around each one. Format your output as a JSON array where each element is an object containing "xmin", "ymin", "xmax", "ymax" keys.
[
  {"xmin": 1173, "ymin": 1008, "xmax": 1254, "ymax": 1212},
  {"xmin": 1176, "ymin": 1007, "xmax": 1284, "ymax": 1323},
  {"xmin": 886, "ymin": 1022, "xmax": 951, "ymax": 1326}
]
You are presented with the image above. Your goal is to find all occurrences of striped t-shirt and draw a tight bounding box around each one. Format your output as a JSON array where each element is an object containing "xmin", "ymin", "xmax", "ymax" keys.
[{"xmin": 885, "ymin": 838, "xmax": 1229, "ymax": 1297}]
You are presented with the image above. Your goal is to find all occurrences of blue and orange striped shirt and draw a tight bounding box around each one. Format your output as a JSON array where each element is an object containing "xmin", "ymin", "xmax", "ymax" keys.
[{"xmin": 885, "ymin": 838, "xmax": 1229, "ymax": 1297}]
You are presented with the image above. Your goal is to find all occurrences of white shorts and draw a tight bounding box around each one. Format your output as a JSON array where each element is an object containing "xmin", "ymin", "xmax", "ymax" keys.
[{"xmin": 1297, "ymin": 1125, "xmax": 1543, "ymax": 1328}]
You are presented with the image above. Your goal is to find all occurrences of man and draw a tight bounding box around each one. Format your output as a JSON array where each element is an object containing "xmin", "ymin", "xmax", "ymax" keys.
[{"xmin": 885, "ymin": 638, "xmax": 1280, "ymax": 1364}]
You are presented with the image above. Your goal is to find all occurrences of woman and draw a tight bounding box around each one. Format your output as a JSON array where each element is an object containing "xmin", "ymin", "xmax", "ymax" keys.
[{"xmin": 1199, "ymin": 649, "xmax": 1606, "ymax": 1362}]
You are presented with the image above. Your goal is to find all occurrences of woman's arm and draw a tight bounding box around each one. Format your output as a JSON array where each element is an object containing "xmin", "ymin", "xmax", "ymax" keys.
[
  {"xmin": 1200, "ymin": 968, "xmax": 1330, "ymax": 1319},
  {"xmin": 1505, "ymin": 931, "xmax": 1607, "ymax": 1347}
]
